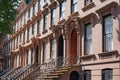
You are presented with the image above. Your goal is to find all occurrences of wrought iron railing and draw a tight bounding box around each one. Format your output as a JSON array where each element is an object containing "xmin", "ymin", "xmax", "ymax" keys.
[{"xmin": 40, "ymin": 55, "xmax": 71, "ymax": 73}]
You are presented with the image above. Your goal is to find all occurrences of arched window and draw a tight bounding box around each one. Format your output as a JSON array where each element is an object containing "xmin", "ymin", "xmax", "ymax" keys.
[
  {"xmin": 84, "ymin": 70, "xmax": 91, "ymax": 80},
  {"xmin": 102, "ymin": 69, "xmax": 113, "ymax": 80}
]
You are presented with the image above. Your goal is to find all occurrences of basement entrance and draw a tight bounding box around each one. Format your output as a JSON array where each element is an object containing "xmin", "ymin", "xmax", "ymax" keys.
[
  {"xmin": 70, "ymin": 29, "xmax": 77, "ymax": 65},
  {"xmin": 70, "ymin": 71, "xmax": 79, "ymax": 80},
  {"xmin": 58, "ymin": 35, "xmax": 64, "ymax": 66}
]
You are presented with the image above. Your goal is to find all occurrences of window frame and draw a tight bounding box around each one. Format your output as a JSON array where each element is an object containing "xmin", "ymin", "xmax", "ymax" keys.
[
  {"xmin": 37, "ymin": 19, "xmax": 40, "ymax": 34},
  {"xmin": 28, "ymin": 8, "xmax": 31, "ymax": 19},
  {"xmin": 84, "ymin": 70, "xmax": 91, "ymax": 80},
  {"xmin": 43, "ymin": 14, "xmax": 47, "ymax": 31},
  {"xmin": 31, "ymin": 48, "xmax": 34, "ymax": 64},
  {"xmin": 50, "ymin": 39, "xmax": 55, "ymax": 59},
  {"xmin": 27, "ymin": 28, "xmax": 30, "ymax": 40},
  {"xmin": 32, "ymin": 24, "xmax": 35, "ymax": 35},
  {"xmin": 71, "ymin": 0, "xmax": 77, "ymax": 13},
  {"xmin": 43, "ymin": 42, "xmax": 46, "ymax": 63},
  {"xmin": 103, "ymin": 14, "xmax": 113, "ymax": 52},
  {"xmin": 51, "ymin": 8, "xmax": 55, "ymax": 26},
  {"xmin": 33, "ymin": 4, "xmax": 35, "ymax": 16},
  {"xmin": 84, "ymin": 23, "xmax": 92, "ymax": 55},
  {"xmin": 60, "ymin": 1, "xmax": 65, "ymax": 19},
  {"xmin": 38, "ymin": 0, "xmax": 41, "ymax": 11},
  {"xmin": 102, "ymin": 69, "xmax": 113, "ymax": 80}
]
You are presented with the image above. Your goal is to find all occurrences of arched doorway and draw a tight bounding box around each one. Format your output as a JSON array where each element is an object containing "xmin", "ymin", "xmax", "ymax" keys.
[
  {"xmin": 70, "ymin": 71, "xmax": 79, "ymax": 80},
  {"xmin": 58, "ymin": 35, "xmax": 64, "ymax": 66},
  {"xmin": 70, "ymin": 29, "xmax": 77, "ymax": 64}
]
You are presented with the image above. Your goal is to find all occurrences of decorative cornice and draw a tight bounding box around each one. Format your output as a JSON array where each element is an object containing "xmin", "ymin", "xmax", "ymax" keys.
[
  {"xmin": 96, "ymin": 1, "xmax": 117, "ymax": 14},
  {"xmin": 48, "ymin": 1, "xmax": 57, "ymax": 10},
  {"xmin": 80, "ymin": 13, "xmax": 96, "ymax": 22},
  {"xmin": 82, "ymin": 2, "xmax": 95, "ymax": 12},
  {"xmin": 42, "ymin": 8, "xmax": 49, "ymax": 15},
  {"xmin": 98, "ymin": 50, "xmax": 119, "ymax": 59}
]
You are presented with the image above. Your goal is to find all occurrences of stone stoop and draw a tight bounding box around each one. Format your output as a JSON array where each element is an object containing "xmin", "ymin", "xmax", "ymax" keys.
[{"xmin": 35, "ymin": 66, "xmax": 72, "ymax": 80}]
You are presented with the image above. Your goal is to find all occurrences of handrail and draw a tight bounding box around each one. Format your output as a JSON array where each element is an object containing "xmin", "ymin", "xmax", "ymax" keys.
[
  {"xmin": 9, "ymin": 64, "xmax": 31, "ymax": 79},
  {"xmin": 0, "ymin": 67, "xmax": 19, "ymax": 79},
  {"xmin": 12, "ymin": 63, "xmax": 38, "ymax": 80},
  {"xmin": 0, "ymin": 68, "xmax": 11, "ymax": 77},
  {"xmin": 40, "ymin": 55, "xmax": 71, "ymax": 72}
]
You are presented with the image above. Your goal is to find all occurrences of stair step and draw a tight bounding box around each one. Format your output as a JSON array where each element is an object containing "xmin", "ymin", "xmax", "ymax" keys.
[
  {"xmin": 52, "ymin": 70, "xmax": 68, "ymax": 73},
  {"xmin": 35, "ymin": 66, "xmax": 72, "ymax": 80},
  {"xmin": 38, "ymin": 75, "xmax": 59, "ymax": 79}
]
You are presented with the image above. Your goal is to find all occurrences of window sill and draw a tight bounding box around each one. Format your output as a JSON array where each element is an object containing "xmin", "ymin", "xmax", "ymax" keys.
[
  {"xmin": 80, "ymin": 54, "xmax": 96, "ymax": 62},
  {"xmin": 82, "ymin": 2, "xmax": 95, "ymax": 12},
  {"xmin": 42, "ymin": 29, "xmax": 48, "ymax": 34},
  {"xmin": 98, "ymin": 50, "xmax": 119, "ymax": 59}
]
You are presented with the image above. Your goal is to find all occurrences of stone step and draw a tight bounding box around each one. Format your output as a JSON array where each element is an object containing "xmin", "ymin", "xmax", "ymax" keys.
[
  {"xmin": 38, "ymin": 75, "xmax": 59, "ymax": 79},
  {"xmin": 51, "ymin": 69, "xmax": 68, "ymax": 73}
]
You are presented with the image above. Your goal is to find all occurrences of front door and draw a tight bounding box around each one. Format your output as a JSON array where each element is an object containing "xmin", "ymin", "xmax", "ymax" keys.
[
  {"xmin": 58, "ymin": 35, "xmax": 64, "ymax": 66},
  {"xmin": 70, "ymin": 29, "xmax": 77, "ymax": 65}
]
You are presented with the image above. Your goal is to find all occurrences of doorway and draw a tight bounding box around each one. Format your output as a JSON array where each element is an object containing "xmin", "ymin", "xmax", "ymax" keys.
[
  {"xmin": 70, "ymin": 29, "xmax": 77, "ymax": 64},
  {"xmin": 70, "ymin": 71, "xmax": 79, "ymax": 80},
  {"xmin": 58, "ymin": 35, "xmax": 64, "ymax": 66}
]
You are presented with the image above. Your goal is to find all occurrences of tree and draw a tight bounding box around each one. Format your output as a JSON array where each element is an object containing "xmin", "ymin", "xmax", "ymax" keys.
[{"xmin": 0, "ymin": 0, "xmax": 21, "ymax": 34}]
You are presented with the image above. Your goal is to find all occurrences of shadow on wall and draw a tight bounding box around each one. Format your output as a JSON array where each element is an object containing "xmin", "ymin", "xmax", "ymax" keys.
[{"xmin": 116, "ymin": 3, "xmax": 120, "ymax": 42}]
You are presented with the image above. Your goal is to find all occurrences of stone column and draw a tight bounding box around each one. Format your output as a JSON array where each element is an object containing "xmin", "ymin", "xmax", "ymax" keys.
[
  {"xmin": 65, "ymin": 26, "xmax": 71, "ymax": 65},
  {"xmin": 75, "ymin": 19, "xmax": 81, "ymax": 64}
]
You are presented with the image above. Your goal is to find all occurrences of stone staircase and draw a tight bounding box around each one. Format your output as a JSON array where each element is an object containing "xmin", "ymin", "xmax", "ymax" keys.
[{"xmin": 35, "ymin": 66, "xmax": 71, "ymax": 80}]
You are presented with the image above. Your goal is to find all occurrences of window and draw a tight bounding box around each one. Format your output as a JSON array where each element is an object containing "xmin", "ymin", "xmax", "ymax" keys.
[
  {"xmin": 31, "ymin": 48, "xmax": 34, "ymax": 64},
  {"xmin": 37, "ymin": 19, "xmax": 40, "ymax": 34},
  {"xmin": 84, "ymin": 23, "xmax": 92, "ymax": 55},
  {"xmin": 28, "ymin": 8, "xmax": 30, "ymax": 19},
  {"xmin": 38, "ymin": 0, "xmax": 41, "ymax": 11},
  {"xmin": 20, "ymin": 33, "xmax": 22, "ymax": 43},
  {"xmin": 71, "ymin": 0, "xmax": 77, "ymax": 13},
  {"xmin": 33, "ymin": 4, "xmax": 35, "ymax": 16},
  {"xmin": 23, "ymin": 31, "xmax": 25, "ymax": 42},
  {"xmin": 32, "ymin": 24, "xmax": 34, "ymax": 35},
  {"xmin": 14, "ymin": 38, "xmax": 15, "ymax": 49},
  {"xmin": 103, "ymin": 15, "xmax": 113, "ymax": 52},
  {"xmin": 60, "ymin": 1, "xmax": 65, "ymax": 19},
  {"xmin": 84, "ymin": 0, "xmax": 92, "ymax": 6},
  {"xmin": 27, "ymin": 28, "xmax": 30, "ymax": 40},
  {"xmin": 43, "ymin": 14, "xmax": 47, "ymax": 31},
  {"xmin": 84, "ymin": 70, "xmax": 91, "ymax": 80},
  {"xmin": 43, "ymin": 42, "xmax": 46, "ymax": 63},
  {"xmin": 51, "ymin": 9, "xmax": 55, "ymax": 26},
  {"xmin": 44, "ymin": 0, "xmax": 47, "ymax": 3},
  {"xmin": 16, "ymin": 37, "xmax": 18, "ymax": 47},
  {"xmin": 50, "ymin": 39, "xmax": 55, "ymax": 59},
  {"xmin": 24, "ymin": 14, "xmax": 26, "ymax": 24},
  {"xmin": 102, "ymin": 69, "xmax": 113, "ymax": 80}
]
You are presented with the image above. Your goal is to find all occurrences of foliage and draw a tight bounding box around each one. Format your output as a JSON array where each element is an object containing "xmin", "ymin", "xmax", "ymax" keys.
[{"xmin": 0, "ymin": 0, "xmax": 21, "ymax": 34}]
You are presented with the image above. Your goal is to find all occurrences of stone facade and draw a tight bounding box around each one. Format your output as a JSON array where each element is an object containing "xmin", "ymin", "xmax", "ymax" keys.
[{"xmin": 1, "ymin": 0, "xmax": 120, "ymax": 80}]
